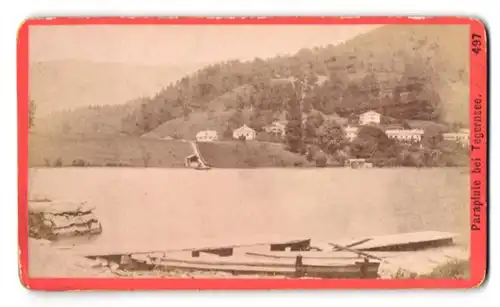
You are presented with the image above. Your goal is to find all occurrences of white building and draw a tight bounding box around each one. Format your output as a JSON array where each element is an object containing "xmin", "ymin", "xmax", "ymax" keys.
[
  {"xmin": 344, "ymin": 126, "xmax": 359, "ymax": 142},
  {"xmin": 264, "ymin": 121, "xmax": 286, "ymax": 137},
  {"xmin": 233, "ymin": 124, "xmax": 256, "ymax": 140},
  {"xmin": 359, "ymin": 110, "xmax": 381, "ymax": 126},
  {"xmin": 196, "ymin": 130, "xmax": 219, "ymax": 142},
  {"xmin": 443, "ymin": 131, "xmax": 470, "ymax": 146},
  {"xmin": 385, "ymin": 129, "xmax": 425, "ymax": 143}
]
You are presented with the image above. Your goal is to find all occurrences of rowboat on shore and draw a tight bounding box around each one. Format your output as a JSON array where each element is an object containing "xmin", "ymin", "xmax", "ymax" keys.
[{"xmin": 60, "ymin": 231, "xmax": 460, "ymax": 279}]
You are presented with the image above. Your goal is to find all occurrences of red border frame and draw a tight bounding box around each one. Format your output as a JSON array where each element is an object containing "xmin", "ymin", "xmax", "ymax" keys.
[{"xmin": 17, "ymin": 16, "xmax": 488, "ymax": 290}]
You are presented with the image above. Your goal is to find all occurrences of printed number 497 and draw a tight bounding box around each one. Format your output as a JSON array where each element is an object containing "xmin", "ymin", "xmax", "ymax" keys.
[{"xmin": 472, "ymin": 34, "xmax": 482, "ymax": 55}]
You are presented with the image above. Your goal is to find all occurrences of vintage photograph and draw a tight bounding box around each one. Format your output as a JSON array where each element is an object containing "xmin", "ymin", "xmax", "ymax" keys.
[{"xmin": 26, "ymin": 22, "xmax": 471, "ymax": 281}]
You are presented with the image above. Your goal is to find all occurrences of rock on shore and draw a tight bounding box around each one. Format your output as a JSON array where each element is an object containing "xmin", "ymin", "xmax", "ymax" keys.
[{"xmin": 28, "ymin": 199, "xmax": 102, "ymax": 241}]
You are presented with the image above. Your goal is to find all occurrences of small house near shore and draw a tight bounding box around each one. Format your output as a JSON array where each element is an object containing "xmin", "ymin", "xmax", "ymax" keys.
[
  {"xmin": 233, "ymin": 125, "xmax": 256, "ymax": 140},
  {"xmin": 359, "ymin": 110, "xmax": 381, "ymax": 126},
  {"xmin": 344, "ymin": 126, "xmax": 359, "ymax": 142},
  {"xmin": 264, "ymin": 121, "xmax": 286, "ymax": 137},
  {"xmin": 443, "ymin": 131, "xmax": 470, "ymax": 146},
  {"xmin": 345, "ymin": 158, "xmax": 368, "ymax": 168},
  {"xmin": 196, "ymin": 130, "xmax": 219, "ymax": 142},
  {"xmin": 385, "ymin": 128, "xmax": 425, "ymax": 143},
  {"xmin": 185, "ymin": 154, "xmax": 201, "ymax": 168}
]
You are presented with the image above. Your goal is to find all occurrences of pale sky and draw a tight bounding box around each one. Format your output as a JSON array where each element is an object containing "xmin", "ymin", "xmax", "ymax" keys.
[{"xmin": 29, "ymin": 25, "xmax": 379, "ymax": 65}]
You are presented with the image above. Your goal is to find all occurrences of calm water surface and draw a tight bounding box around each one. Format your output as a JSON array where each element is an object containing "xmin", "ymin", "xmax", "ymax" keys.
[{"xmin": 28, "ymin": 167, "xmax": 470, "ymax": 250}]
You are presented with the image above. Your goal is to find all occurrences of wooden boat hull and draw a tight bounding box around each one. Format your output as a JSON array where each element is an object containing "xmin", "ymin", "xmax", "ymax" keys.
[
  {"xmin": 68, "ymin": 231, "xmax": 458, "ymax": 279},
  {"xmin": 195, "ymin": 166, "xmax": 211, "ymax": 170},
  {"xmin": 123, "ymin": 253, "xmax": 380, "ymax": 279}
]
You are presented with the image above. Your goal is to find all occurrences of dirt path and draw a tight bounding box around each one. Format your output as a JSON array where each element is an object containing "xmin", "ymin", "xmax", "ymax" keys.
[{"xmin": 188, "ymin": 141, "xmax": 210, "ymax": 167}]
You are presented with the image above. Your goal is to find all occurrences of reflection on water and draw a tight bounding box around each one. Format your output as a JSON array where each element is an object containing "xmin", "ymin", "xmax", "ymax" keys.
[{"xmin": 28, "ymin": 167, "xmax": 470, "ymax": 249}]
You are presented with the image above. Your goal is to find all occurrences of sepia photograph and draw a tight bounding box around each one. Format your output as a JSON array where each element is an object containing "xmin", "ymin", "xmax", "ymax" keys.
[{"xmin": 21, "ymin": 18, "xmax": 486, "ymax": 287}]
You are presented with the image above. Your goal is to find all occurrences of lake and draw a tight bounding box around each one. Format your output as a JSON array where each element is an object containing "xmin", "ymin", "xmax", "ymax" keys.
[{"xmin": 28, "ymin": 167, "xmax": 470, "ymax": 251}]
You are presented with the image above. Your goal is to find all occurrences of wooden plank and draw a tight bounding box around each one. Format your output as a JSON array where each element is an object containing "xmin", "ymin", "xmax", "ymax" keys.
[
  {"xmin": 157, "ymin": 261, "xmax": 296, "ymax": 275},
  {"xmin": 345, "ymin": 231, "xmax": 458, "ymax": 251},
  {"xmin": 134, "ymin": 253, "xmax": 379, "ymax": 267},
  {"xmin": 155, "ymin": 256, "xmax": 296, "ymax": 268},
  {"xmin": 245, "ymin": 251, "xmax": 406, "ymax": 260},
  {"xmin": 327, "ymin": 242, "xmax": 383, "ymax": 261},
  {"xmin": 332, "ymin": 238, "xmax": 372, "ymax": 251},
  {"xmin": 142, "ymin": 256, "xmax": 380, "ymax": 278},
  {"xmin": 70, "ymin": 236, "xmax": 311, "ymax": 257},
  {"xmin": 309, "ymin": 241, "xmax": 333, "ymax": 251},
  {"xmin": 304, "ymin": 261, "xmax": 380, "ymax": 278}
]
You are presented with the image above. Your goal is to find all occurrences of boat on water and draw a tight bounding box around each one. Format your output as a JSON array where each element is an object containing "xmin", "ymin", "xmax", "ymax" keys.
[{"xmin": 195, "ymin": 164, "xmax": 211, "ymax": 170}]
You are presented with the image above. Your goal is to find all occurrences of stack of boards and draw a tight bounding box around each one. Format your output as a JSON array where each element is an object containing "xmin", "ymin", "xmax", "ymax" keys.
[{"xmin": 28, "ymin": 200, "xmax": 102, "ymax": 241}]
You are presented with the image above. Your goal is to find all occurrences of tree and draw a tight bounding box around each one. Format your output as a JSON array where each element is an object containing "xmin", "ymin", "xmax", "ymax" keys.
[
  {"xmin": 285, "ymin": 119, "xmax": 303, "ymax": 153},
  {"xmin": 350, "ymin": 126, "xmax": 398, "ymax": 159},
  {"xmin": 304, "ymin": 121, "xmax": 317, "ymax": 144},
  {"xmin": 140, "ymin": 145, "xmax": 152, "ymax": 167},
  {"xmin": 315, "ymin": 152, "xmax": 327, "ymax": 167},
  {"xmin": 302, "ymin": 93, "xmax": 313, "ymax": 114},
  {"xmin": 138, "ymin": 103, "xmax": 152, "ymax": 133},
  {"xmin": 450, "ymin": 121, "xmax": 466, "ymax": 132},
  {"xmin": 315, "ymin": 120, "xmax": 346, "ymax": 155},
  {"xmin": 28, "ymin": 99, "xmax": 36, "ymax": 130},
  {"xmin": 422, "ymin": 130, "xmax": 444, "ymax": 149},
  {"xmin": 284, "ymin": 87, "xmax": 303, "ymax": 153},
  {"xmin": 222, "ymin": 124, "xmax": 233, "ymax": 140},
  {"xmin": 249, "ymin": 106, "xmax": 266, "ymax": 131},
  {"xmin": 402, "ymin": 120, "xmax": 412, "ymax": 129},
  {"xmin": 303, "ymin": 111, "xmax": 324, "ymax": 144},
  {"xmin": 182, "ymin": 105, "xmax": 191, "ymax": 121},
  {"xmin": 305, "ymin": 146, "xmax": 315, "ymax": 162},
  {"xmin": 228, "ymin": 109, "xmax": 244, "ymax": 130},
  {"xmin": 397, "ymin": 55, "xmax": 442, "ymax": 120},
  {"xmin": 361, "ymin": 72, "xmax": 381, "ymax": 96}
]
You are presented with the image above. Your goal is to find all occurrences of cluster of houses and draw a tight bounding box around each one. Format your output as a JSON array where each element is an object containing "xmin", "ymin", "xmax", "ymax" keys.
[
  {"xmin": 195, "ymin": 124, "xmax": 259, "ymax": 142},
  {"xmin": 345, "ymin": 111, "xmax": 470, "ymax": 147},
  {"xmin": 194, "ymin": 110, "xmax": 470, "ymax": 147},
  {"xmin": 195, "ymin": 122, "xmax": 285, "ymax": 142}
]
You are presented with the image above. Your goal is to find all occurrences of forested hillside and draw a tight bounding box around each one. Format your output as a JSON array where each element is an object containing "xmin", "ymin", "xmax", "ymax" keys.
[{"xmin": 35, "ymin": 25, "xmax": 469, "ymax": 138}]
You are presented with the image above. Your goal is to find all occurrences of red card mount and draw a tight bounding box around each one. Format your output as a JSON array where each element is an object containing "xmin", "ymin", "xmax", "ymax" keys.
[{"xmin": 18, "ymin": 16, "xmax": 488, "ymax": 290}]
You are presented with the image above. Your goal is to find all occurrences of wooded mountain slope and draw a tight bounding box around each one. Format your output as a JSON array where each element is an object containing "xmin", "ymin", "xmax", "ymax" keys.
[{"xmin": 34, "ymin": 25, "xmax": 469, "ymax": 138}]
